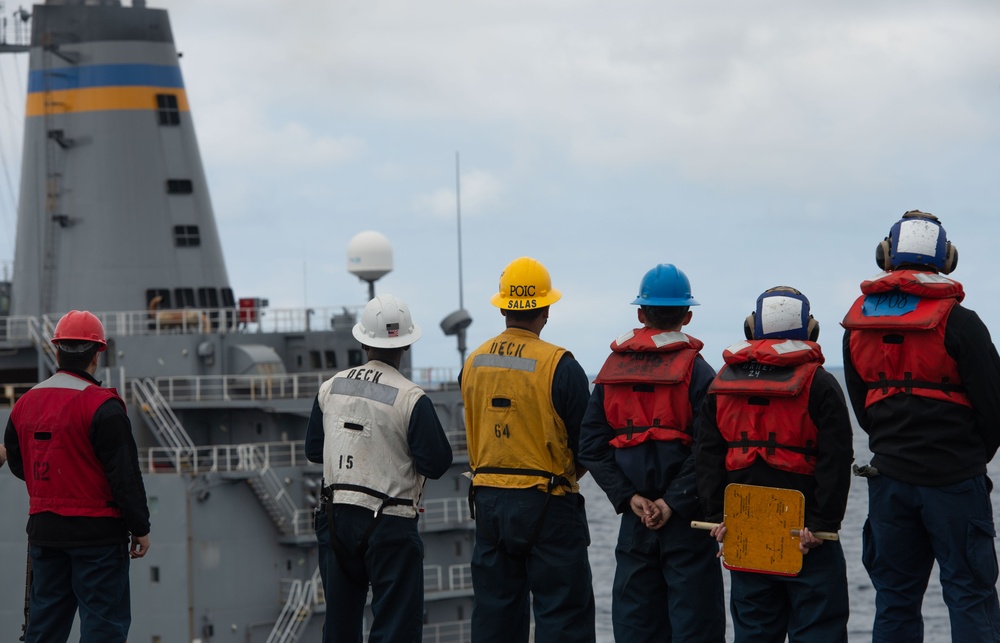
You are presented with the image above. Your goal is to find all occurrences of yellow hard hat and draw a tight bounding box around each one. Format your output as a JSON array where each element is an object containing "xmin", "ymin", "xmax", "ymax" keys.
[{"xmin": 490, "ymin": 257, "xmax": 562, "ymax": 310}]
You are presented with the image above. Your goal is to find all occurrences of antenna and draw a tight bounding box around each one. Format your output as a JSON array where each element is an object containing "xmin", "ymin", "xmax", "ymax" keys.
[
  {"xmin": 441, "ymin": 151, "xmax": 473, "ymax": 366},
  {"xmin": 456, "ymin": 151, "xmax": 464, "ymax": 311},
  {"xmin": 347, "ymin": 231, "xmax": 393, "ymax": 301}
]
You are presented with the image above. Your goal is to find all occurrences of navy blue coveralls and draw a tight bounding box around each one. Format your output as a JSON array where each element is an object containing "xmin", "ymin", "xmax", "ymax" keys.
[
  {"xmin": 461, "ymin": 353, "xmax": 596, "ymax": 643},
  {"xmin": 305, "ymin": 393, "xmax": 452, "ymax": 643},
  {"xmin": 695, "ymin": 362, "xmax": 853, "ymax": 643},
  {"xmin": 580, "ymin": 353, "xmax": 725, "ymax": 642},
  {"xmin": 844, "ymin": 302, "xmax": 1000, "ymax": 643}
]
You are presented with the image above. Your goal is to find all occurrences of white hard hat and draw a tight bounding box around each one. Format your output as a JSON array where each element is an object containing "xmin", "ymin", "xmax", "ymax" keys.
[{"xmin": 352, "ymin": 294, "xmax": 422, "ymax": 348}]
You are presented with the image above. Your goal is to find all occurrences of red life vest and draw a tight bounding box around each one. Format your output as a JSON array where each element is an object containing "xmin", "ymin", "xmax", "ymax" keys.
[
  {"xmin": 710, "ymin": 339, "xmax": 823, "ymax": 475},
  {"xmin": 841, "ymin": 270, "xmax": 970, "ymax": 409},
  {"xmin": 11, "ymin": 371, "xmax": 124, "ymax": 518},
  {"xmin": 594, "ymin": 328, "xmax": 702, "ymax": 448}
]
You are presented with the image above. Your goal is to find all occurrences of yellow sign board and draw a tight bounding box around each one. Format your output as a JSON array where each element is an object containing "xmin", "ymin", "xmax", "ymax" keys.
[{"xmin": 691, "ymin": 484, "xmax": 838, "ymax": 576}]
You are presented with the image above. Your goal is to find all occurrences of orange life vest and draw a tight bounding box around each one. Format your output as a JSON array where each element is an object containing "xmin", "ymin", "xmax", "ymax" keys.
[
  {"xmin": 594, "ymin": 328, "xmax": 701, "ymax": 448},
  {"xmin": 710, "ymin": 339, "xmax": 823, "ymax": 475},
  {"xmin": 841, "ymin": 270, "xmax": 970, "ymax": 409}
]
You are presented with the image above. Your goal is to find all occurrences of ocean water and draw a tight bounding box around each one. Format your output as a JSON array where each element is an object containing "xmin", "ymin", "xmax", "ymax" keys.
[{"xmin": 578, "ymin": 370, "xmax": 1000, "ymax": 643}]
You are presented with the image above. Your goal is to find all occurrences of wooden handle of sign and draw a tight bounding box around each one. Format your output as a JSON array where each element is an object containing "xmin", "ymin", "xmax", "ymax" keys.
[
  {"xmin": 691, "ymin": 521, "xmax": 839, "ymax": 541},
  {"xmin": 790, "ymin": 528, "xmax": 839, "ymax": 541},
  {"xmin": 690, "ymin": 521, "xmax": 720, "ymax": 531}
]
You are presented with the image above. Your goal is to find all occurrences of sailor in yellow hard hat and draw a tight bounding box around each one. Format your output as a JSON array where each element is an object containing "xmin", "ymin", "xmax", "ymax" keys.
[{"xmin": 460, "ymin": 257, "xmax": 596, "ymax": 643}]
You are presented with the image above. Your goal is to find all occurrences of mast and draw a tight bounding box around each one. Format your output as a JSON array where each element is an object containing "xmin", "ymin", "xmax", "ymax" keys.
[{"xmin": 10, "ymin": 0, "xmax": 231, "ymax": 317}]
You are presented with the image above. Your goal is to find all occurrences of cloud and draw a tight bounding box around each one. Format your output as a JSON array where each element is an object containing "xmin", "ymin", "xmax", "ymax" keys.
[{"xmin": 412, "ymin": 168, "xmax": 503, "ymax": 218}]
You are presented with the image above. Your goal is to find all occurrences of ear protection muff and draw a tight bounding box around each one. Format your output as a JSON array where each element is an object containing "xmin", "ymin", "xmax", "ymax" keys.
[
  {"xmin": 744, "ymin": 311, "xmax": 819, "ymax": 341},
  {"xmin": 941, "ymin": 242, "xmax": 958, "ymax": 274},
  {"xmin": 876, "ymin": 236, "xmax": 958, "ymax": 274},
  {"xmin": 875, "ymin": 237, "xmax": 892, "ymax": 271},
  {"xmin": 807, "ymin": 316, "xmax": 820, "ymax": 342}
]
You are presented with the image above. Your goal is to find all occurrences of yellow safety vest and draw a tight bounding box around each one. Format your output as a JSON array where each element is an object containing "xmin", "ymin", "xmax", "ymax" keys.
[{"xmin": 462, "ymin": 328, "xmax": 578, "ymax": 495}]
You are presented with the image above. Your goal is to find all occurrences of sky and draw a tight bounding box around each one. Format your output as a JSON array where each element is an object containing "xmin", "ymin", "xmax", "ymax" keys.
[{"xmin": 1, "ymin": 0, "xmax": 1000, "ymax": 378}]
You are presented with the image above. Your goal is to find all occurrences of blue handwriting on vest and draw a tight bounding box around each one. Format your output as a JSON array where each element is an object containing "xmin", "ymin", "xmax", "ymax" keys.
[{"xmin": 862, "ymin": 292, "xmax": 919, "ymax": 317}]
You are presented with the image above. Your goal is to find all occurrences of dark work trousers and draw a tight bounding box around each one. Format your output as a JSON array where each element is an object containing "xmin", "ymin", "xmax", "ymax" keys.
[
  {"xmin": 729, "ymin": 538, "xmax": 848, "ymax": 643},
  {"xmin": 26, "ymin": 543, "xmax": 131, "ymax": 643},
  {"xmin": 863, "ymin": 474, "xmax": 1000, "ymax": 643},
  {"xmin": 470, "ymin": 486, "xmax": 596, "ymax": 643},
  {"xmin": 612, "ymin": 511, "xmax": 726, "ymax": 642},
  {"xmin": 314, "ymin": 509, "xmax": 333, "ymax": 643},
  {"xmin": 322, "ymin": 503, "xmax": 424, "ymax": 643}
]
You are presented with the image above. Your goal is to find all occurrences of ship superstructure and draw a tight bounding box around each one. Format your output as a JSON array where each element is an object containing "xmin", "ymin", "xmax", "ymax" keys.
[{"xmin": 0, "ymin": 1, "xmax": 474, "ymax": 641}]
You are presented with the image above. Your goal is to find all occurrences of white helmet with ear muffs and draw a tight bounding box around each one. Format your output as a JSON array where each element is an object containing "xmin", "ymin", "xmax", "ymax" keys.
[
  {"xmin": 744, "ymin": 287, "xmax": 819, "ymax": 342},
  {"xmin": 352, "ymin": 294, "xmax": 422, "ymax": 348},
  {"xmin": 875, "ymin": 210, "xmax": 958, "ymax": 274}
]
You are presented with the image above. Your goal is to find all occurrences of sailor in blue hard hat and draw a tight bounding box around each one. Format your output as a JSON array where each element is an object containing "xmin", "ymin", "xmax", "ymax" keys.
[{"xmin": 579, "ymin": 263, "xmax": 726, "ymax": 642}]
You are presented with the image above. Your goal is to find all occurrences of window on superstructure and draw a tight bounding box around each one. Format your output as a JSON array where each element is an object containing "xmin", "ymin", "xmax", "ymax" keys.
[
  {"xmin": 156, "ymin": 93, "xmax": 180, "ymax": 126},
  {"xmin": 173, "ymin": 225, "xmax": 201, "ymax": 247},
  {"xmin": 325, "ymin": 351, "xmax": 337, "ymax": 368},
  {"xmin": 197, "ymin": 288, "xmax": 219, "ymax": 308},
  {"xmin": 175, "ymin": 288, "xmax": 196, "ymax": 308},
  {"xmin": 167, "ymin": 179, "xmax": 193, "ymax": 194},
  {"xmin": 348, "ymin": 349, "xmax": 364, "ymax": 367},
  {"xmin": 146, "ymin": 289, "xmax": 171, "ymax": 309}
]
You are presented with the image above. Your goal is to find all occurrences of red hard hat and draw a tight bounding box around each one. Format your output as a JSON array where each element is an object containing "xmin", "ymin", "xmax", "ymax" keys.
[{"xmin": 51, "ymin": 310, "xmax": 107, "ymax": 351}]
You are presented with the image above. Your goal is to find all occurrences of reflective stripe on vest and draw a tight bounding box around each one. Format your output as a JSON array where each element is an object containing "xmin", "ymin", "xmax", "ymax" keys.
[
  {"xmin": 462, "ymin": 328, "xmax": 578, "ymax": 494},
  {"xmin": 319, "ymin": 361, "xmax": 427, "ymax": 517}
]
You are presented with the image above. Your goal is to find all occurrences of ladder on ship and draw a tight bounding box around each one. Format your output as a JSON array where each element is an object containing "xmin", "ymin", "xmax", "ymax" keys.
[
  {"xmin": 26, "ymin": 316, "xmax": 58, "ymax": 375},
  {"xmin": 242, "ymin": 444, "xmax": 301, "ymax": 535},
  {"xmin": 265, "ymin": 567, "xmax": 324, "ymax": 643},
  {"xmin": 131, "ymin": 378, "xmax": 196, "ymax": 464}
]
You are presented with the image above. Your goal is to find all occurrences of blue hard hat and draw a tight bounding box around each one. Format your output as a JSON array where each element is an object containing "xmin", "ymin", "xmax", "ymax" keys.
[{"xmin": 631, "ymin": 264, "xmax": 699, "ymax": 307}]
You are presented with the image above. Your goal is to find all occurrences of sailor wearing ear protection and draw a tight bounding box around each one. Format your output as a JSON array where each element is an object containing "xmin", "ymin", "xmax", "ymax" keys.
[
  {"xmin": 842, "ymin": 211, "xmax": 1000, "ymax": 642},
  {"xmin": 696, "ymin": 287, "xmax": 854, "ymax": 643}
]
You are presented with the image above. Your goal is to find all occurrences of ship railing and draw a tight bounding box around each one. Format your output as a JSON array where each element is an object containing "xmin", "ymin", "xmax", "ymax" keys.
[
  {"xmin": 448, "ymin": 563, "xmax": 473, "ymax": 592},
  {"xmin": 424, "ymin": 563, "xmax": 473, "ymax": 593},
  {"xmin": 1, "ymin": 306, "xmax": 362, "ymax": 341},
  {"xmin": 89, "ymin": 306, "xmax": 359, "ymax": 337},
  {"xmin": 267, "ymin": 567, "xmax": 322, "ymax": 643},
  {"xmin": 414, "ymin": 367, "xmax": 460, "ymax": 390},
  {"xmin": 24, "ymin": 316, "xmax": 57, "ymax": 373},
  {"xmin": 150, "ymin": 372, "xmax": 329, "ymax": 403},
  {"xmin": 290, "ymin": 509, "xmax": 315, "ymax": 536},
  {"xmin": 244, "ymin": 445, "xmax": 301, "ymax": 534},
  {"xmin": 420, "ymin": 497, "xmax": 472, "ymax": 529},
  {"xmin": 0, "ymin": 1, "xmax": 31, "ymax": 51},
  {"xmin": 131, "ymin": 378, "xmax": 196, "ymax": 463},
  {"xmin": 422, "ymin": 619, "xmax": 472, "ymax": 643},
  {"xmin": 444, "ymin": 430, "xmax": 468, "ymax": 454},
  {"xmin": 141, "ymin": 440, "xmax": 311, "ymax": 474}
]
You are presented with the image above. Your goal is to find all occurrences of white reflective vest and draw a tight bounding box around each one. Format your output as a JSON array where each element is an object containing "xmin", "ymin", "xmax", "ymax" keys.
[{"xmin": 319, "ymin": 360, "xmax": 426, "ymax": 517}]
